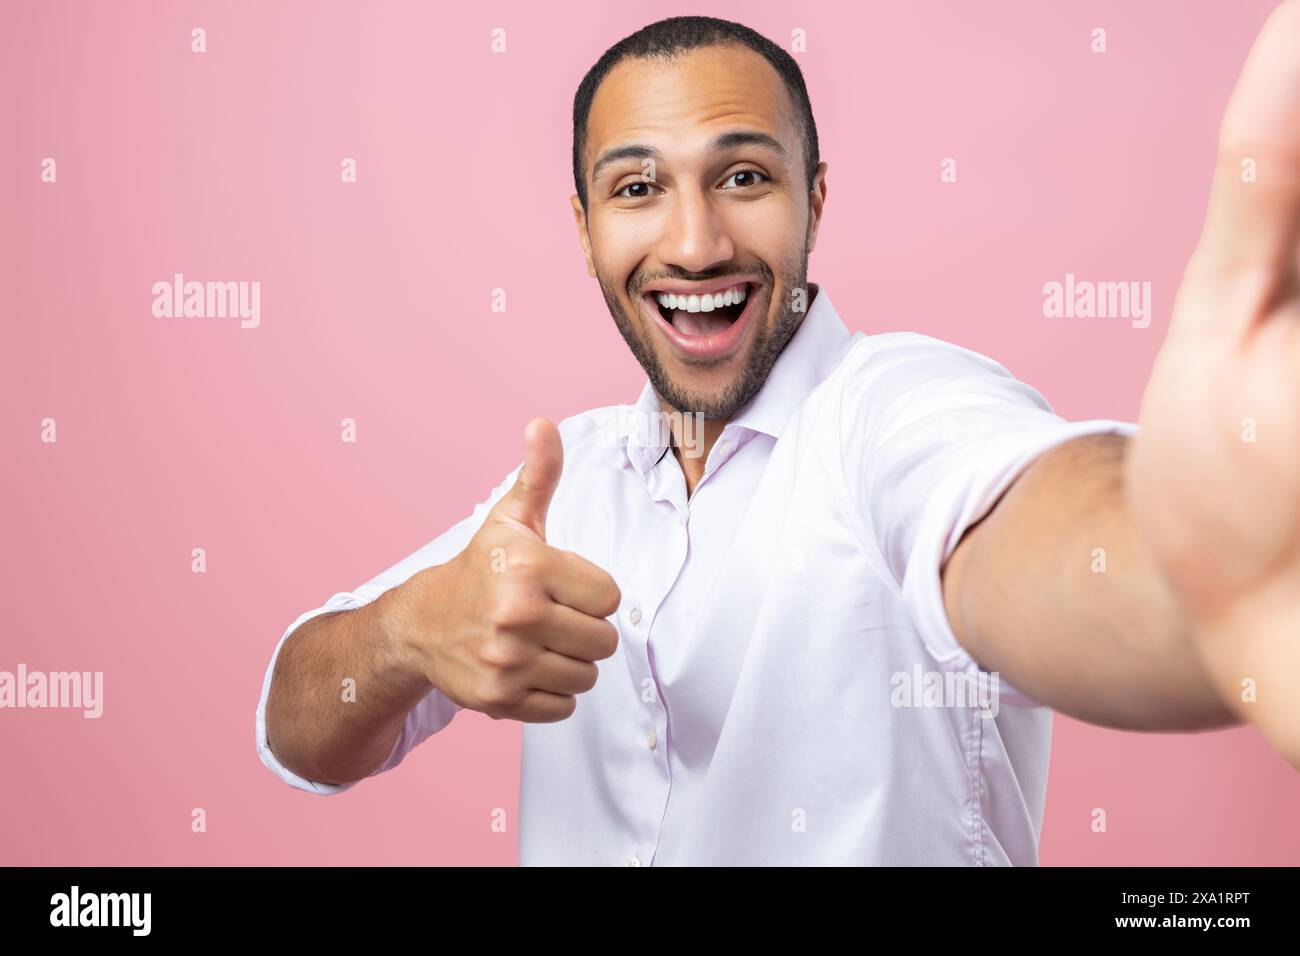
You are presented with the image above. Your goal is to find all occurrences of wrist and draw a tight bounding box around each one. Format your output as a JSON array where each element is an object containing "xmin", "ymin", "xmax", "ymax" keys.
[{"xmin": 373, "ymin": 576, "xmax": 438, "ymax": 698}]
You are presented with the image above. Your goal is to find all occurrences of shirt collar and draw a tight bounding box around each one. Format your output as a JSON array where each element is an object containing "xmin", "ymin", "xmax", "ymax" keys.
[{"xmin": 617, "ymin": 283, "xmax": 854, "ymax": 474}]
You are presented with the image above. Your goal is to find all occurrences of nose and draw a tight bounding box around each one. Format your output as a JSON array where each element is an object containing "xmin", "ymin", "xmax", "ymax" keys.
[{"xmin": 655, "ymin": 183, "xmax": 736, "ymax": 275}]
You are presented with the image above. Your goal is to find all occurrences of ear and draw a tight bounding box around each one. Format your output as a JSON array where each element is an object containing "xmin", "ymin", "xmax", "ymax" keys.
[
  {"xmin": 806, "ymin": 162, "xmax": 829, "ymax": 255},
  {"xmin": 570, "ymin": 194, "xmax": 597, "ymax": 277}
]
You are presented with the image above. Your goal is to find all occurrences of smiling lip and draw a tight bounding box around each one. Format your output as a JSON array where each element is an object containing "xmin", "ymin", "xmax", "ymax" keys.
[{"xmin": 641, "ymin": 281, "xmax": 761, "ymax": 361}]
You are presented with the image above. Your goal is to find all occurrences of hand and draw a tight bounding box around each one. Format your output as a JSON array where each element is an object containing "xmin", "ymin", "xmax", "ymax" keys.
[
  {"xmin": 393, "ymin": 418, "xmax": 622, "ymax": 722},
  {"xmin": 1126, "ymin": 1, "xmax": 1300, "ymax": 766}
]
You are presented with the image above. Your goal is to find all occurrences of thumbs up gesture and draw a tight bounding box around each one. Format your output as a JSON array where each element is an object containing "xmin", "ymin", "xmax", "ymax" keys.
[
  {"xmin": 1126, "ymin": 1, "xmax": 1300, "ymax": 765},
  {"xmin": 396, "ymin": 418, "xmax": 622, "ymax": 722}
]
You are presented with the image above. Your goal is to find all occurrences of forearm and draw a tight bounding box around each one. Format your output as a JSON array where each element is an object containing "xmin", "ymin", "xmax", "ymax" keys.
[
  {"xmin": 264, "ymin": 583, "xmax": 433, "ymax": 785},
  {"xmin": 942, "ymin": 432, "xmax": 1240, "ymax": 731}
]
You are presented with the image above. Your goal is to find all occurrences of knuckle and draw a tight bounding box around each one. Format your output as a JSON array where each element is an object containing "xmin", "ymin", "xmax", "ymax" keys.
[
  {"xmin": 476, "ymin": 689, "xmax": 505, "ymax": 719},
  {"xmin": 480, "ymin": 635, "xmax": 525, "ymax": 671},
  {"xmin": 477, "ymin": 672, "xmax": 519, "ymax": 714},
  {"xmin": 489, "ymin": 591, "xmax": 541, "ymax": 631},
  {"xmin": 507, "ymin": 554, "xmax": 539, "ymax": 579},
  {"xmin": 505, "ymin": 540, "xmax": 545, "ymax": 577}
]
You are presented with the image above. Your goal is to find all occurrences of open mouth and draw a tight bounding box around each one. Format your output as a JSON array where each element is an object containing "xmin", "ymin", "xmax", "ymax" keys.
[{"xmin": 641, "ymin": 281, "xmax": 759, "ymax": 360}]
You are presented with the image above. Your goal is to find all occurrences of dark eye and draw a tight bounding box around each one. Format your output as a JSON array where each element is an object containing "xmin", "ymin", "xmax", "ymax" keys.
[
  {"xmin": 722, "ymin": 169, "xmax": 767, "ymax": 189},
  {"xmin": 615, "ymin": 181, "xmax": 658, "ymax": 199}
]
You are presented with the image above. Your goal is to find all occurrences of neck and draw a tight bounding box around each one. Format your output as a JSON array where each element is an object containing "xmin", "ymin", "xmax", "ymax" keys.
[{"xmin": 659, "ymin": 401, "xmax": 728, "ymax": 498}]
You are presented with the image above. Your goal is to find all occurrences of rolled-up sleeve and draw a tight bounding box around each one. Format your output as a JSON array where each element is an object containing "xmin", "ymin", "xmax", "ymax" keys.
[
  {"xmin": 256, "ymin": 594, "xmax": 375, "ymax": 795},
  {"xmin": 255, "ymin": 462, "xmax": 523, "ymax": 793},
  {"xmin": 839, "ymin": 334, "xmax": 1138, "ymax": 706}
]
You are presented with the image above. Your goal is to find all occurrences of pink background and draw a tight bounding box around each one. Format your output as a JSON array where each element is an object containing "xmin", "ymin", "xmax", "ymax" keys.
[{"xmin": 3, "ymin": 0, "xmax": 1297, "ymax": 865}]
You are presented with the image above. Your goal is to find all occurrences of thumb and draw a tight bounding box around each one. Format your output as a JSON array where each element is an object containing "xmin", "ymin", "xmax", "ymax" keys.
[
  {"xmin": 1186, "ymin": 1, "xmax": 1300, "ymax": 324},
  {"xmin": 496, "ymin": 417, "xmax": 564, "ymax": 540}
]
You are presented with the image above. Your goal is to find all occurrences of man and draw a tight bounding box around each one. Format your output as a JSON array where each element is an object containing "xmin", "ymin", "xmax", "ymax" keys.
[{"xmin": 257, "ymin": 11, "xmax": 1300, "ymax": 865}]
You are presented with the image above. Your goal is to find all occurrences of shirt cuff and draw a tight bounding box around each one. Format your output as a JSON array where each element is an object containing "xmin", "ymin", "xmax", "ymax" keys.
[{"xmin": 903, "ymin": 418, "xmax": 1140, "ymax": 708}]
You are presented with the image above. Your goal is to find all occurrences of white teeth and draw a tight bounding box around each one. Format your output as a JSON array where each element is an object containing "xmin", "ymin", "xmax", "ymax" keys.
[{"xmin": 655, "ymin": 284, "xmax": 749, "ymax": 313}]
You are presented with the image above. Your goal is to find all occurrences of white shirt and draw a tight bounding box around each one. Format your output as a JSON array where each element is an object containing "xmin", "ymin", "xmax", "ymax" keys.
[{"xmin": 255, "ymin": 284, "xmax": 1137, "ymax": 865}]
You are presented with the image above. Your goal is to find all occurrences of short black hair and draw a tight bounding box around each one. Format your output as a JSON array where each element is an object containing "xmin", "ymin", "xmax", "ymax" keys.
[{"xmin": 572, "ymin": 16, "xmax": 820, "ymax": 214}]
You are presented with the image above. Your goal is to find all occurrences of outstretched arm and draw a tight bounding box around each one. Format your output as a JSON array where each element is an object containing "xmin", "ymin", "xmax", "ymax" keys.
[
  {"xmin": 946, "ymin": 2, "xmax": 1300, "ymax": 768},
  {"xmin": 942, "ymin": 431, "xmax": 1236, "ymax": 732}
]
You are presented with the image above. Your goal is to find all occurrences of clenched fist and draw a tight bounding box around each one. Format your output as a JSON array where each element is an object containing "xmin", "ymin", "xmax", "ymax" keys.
[{"xmin": 388, "ymin": 418, "xmax": 622, "ymax": 722}]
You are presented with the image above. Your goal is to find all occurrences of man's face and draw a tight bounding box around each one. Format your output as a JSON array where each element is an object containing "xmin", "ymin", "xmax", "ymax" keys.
[{"xmin": 573, "ymin": 43, "xmax": 827, "ymax": 420}]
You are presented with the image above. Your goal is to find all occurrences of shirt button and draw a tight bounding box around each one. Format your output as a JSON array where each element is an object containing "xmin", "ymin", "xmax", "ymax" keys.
[
  {"xmin": 647, "ymin": 729, "xmax": 657, "ymax": 750},
  {"xmin": 624, "ymin": 856, "xmax": 641, "ymax": 867},
  {"xmin": 629, "ymin": 606, "xmax": 642, "ymax": 626}
]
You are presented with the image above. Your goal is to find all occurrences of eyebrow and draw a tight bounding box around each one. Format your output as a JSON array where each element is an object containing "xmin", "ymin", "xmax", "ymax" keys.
[{"xmin": 590, "ymin": 129, "xmax": 790, "ymax": 183}]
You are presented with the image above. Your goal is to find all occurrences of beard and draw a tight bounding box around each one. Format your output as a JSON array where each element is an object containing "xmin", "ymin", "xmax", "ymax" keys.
[{"xmin": 596, "ymin": 238, "xmax": 811, "ymax": 421}]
